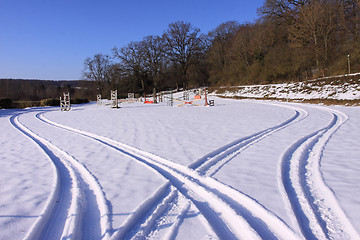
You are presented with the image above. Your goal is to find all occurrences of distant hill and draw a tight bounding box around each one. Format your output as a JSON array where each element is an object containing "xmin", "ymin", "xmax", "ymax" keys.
[{"xmin": 0, "ymin": 79, "xmax": 97, "ymax": 101}]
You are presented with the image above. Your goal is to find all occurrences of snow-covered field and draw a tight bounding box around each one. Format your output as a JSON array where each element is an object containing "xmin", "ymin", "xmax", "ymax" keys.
[{"xmin": 1, "ymin": 94, "xmax": 359, "ymax": 239}]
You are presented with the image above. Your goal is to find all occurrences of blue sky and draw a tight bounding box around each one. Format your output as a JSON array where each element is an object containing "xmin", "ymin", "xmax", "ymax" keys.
[{"xmin": 0, "ymin": 0, "xmax": 265, "ymax": 80}]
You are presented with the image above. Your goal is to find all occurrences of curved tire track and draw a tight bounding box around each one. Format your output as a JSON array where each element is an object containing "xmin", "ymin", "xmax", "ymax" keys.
[
  {"xmin": 10, "ymin": 112, "xmax": 112, "ymax": 240},
  {"xmin": 280, "ymin": 106, "xmax": 360, "ymax": 240},
  {"xmin": 117, "ymin": 102, "xmax": 308, "ymax": 239},
  {"xmin": 191, "ymin": 103, "xmax": 308, "ymax": 176},
  {"xmin": 38, "ymin": 113, "xmax": 258, "ymax": 240},
  {"xmin": 38, "ymin": 109, "xmax": 303, "ymax": 240}
]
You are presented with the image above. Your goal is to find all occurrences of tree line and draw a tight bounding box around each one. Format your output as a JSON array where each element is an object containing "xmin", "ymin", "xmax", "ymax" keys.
[
  {"xmin": 2, "ymin": 0, "xmax": 358, "ymax": 107},
  {"xmin": 83, "ymin": 21, "xmax": 209, "ymax": 98},
  {"xmin": 83, "ymin": 0, "xmax": 360, "ymax": 97},
  {"xmin": 0, "ymin": 79, "xmax": 96, "ymax": 108}
]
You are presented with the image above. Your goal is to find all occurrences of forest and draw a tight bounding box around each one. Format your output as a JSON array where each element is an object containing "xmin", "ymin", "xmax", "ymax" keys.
[
  {"xmin": 1, "ymin": 0, "xmax": 360, "ymax": 105},
  {"xmin": 83, "ymin": 0, "xmax": 360, "ymax": 98}
]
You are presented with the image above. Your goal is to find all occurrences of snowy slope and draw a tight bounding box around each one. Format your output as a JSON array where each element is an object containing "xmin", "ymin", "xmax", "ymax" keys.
[
  {"xmin": 0, "ymin": 96, "xmax": 359, "ymax": 239},
  {"xmin": 214, "ymin": 74, "xmax": 360, "ymax": 101}
]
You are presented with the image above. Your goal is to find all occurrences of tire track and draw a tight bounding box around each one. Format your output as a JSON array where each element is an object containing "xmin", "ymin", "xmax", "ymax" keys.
[
  {"xmin": 38, "ymin": 113, "xmax": 258, "ymax": 239},
  {"xmin": 10, "ymin": 112, "xmax": 112, "ymax": 239},
  {"xmin": 38, "ymin": 110, "xmax": 303, "ymax": 240},
  {"xmin": 117, "ymin": 102, "xmax": 308, "ymax": 239},
  {"xmin": 113, "ymin": 182, "xmax": 191, "ymax": 240},
  {"xmin": 191, "ymin": 104, "xmax": 308, "ymax": 176},
  {"xmin": 280, "ymin": 106, "xmax": 360, "ymax": 240}
]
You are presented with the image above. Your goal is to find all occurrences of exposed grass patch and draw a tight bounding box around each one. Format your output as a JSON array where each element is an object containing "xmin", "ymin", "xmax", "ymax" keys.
[
  {"xmin": 217, "ymin": 95, "xmax": 360, "ymax": 106},
  {"xmin": 209, "ymin": 75, "xmax": 359, "ymax": 106}
]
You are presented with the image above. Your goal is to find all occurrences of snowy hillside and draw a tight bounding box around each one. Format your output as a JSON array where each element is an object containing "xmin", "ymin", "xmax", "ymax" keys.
[
  {"xmin": 1, "ymin": 91, "xmax": 360, "ymax": 239},
  {"xmin": 212, "ymin": 73, "xmax": 360, "ymax": 104}
]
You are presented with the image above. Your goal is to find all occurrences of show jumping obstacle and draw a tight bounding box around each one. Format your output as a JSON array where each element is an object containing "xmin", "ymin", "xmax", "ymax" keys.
[
  {"xmin": 98, "ymin": 88, "xmax": 213, "ymax": 109},
  {"xmin": 60, "ymin": 92, "xmax": 71, "ymax": 111},
  {"xmin": 173, "ymin": 88, "xmax": 214, "ymax": 107},
  {"xmin": 110, "ymin": 90, "xmax": 119, "ymax": 108}
]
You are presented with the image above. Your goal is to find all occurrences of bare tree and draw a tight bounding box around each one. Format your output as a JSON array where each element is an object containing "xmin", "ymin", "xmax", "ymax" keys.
[
  {"xmin": 163, "ymin": 21, "xmax": 203, "ymax": 88},
  {"xmin": 207, "ymin": 21, "xmax": 240, "ymax": 69},
  {"xmin": 113, "ymin": 42, "xmax": 148, "ymax": 93},
  {"xmin": 340, "ymin": 0, "xmax": 360, "ymax": 41},
  {"xmin": 83, "ymin": 54, "xmax": 112, "ymax": 95},
  {"xmin": 108, "ymin": 63, "xmax": 125, "ymax": 90},
  {"xmin": 140, "ymin": 35, "xmax": 167, "ymax": 88},
  {"xmin": 140, "ymin": 35, "xmax": 168, "ymax": 101},
  {"xmin": 288, "ymin": 0, "xmax": 341, "ymax": 70}
]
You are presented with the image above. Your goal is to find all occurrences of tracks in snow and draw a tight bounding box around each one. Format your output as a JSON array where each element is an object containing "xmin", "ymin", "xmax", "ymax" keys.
[
  {"xmin": 10, "ymin": 112, "xmax": 112, "ymax": 240},
  {"xmin": 191, "ymin": 104, "xmax": 308, "ymax": 177},
  {"xmin": 280, "ymin": 106, "xmax": 360, "ymax": 240},
  {"xmin": 115, "ymin": 103, "xmax": 308, "ymax": 239},
  {"xmin": 37, "ymin": 103, "xmax": 306, "ymax": 240},
  {"xmin": 16, "ymin": 102, "xmax": 358, "ymax": 239}
]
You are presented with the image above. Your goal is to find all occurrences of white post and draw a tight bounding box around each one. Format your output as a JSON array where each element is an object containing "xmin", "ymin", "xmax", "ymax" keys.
[
  {"xmin": 60, "ymin": 96, "xmax": 64, "ymax": 111},
  {"xmin": 97, "ymin": 94, "xmax": 102, "ymax": 105},
  {"xmin": 111, "ymin": 90, "xmax": 118, "ymax": 108},
  {"xmin": 183, "ymin": 90, "xmax": 189, "ymax": 100}
]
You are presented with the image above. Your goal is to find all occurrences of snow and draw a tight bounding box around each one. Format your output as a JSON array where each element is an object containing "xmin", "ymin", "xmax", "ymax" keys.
[
  {"xmin": 216, "ymin": 76, "xmax": 360, "ymax": 100},
  {"xmin": 0, "ymin": 94, "xmax": 359, "ymax": 239}
]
